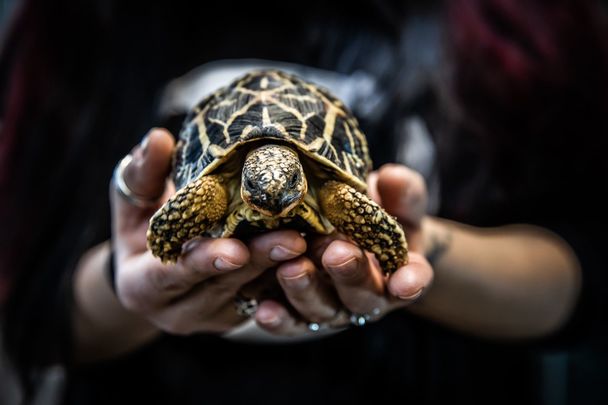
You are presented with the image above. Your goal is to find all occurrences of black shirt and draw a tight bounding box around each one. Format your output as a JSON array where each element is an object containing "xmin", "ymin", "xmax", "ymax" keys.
[{"xmin": 5, "ymin": 2, "xmax": 608, "ymax": 404}]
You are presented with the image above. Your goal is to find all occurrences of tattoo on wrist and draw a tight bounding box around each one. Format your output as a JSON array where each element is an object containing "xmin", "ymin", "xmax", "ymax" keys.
[{"xmin": 425, "ymin": 229, "xmax": 452, "ymax": 267}]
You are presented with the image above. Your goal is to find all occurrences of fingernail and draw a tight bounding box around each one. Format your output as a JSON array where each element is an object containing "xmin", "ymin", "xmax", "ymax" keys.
[
  {"xmin": 269, "ymin": 245, "xmax": 300, "ymax": 261},
  {"xmin": 326, "ymin": 256, "xmax": 358, "ymax": 272},
  {"xmin": 281, "ymin": 273, "xmax": 310, "ymax": 290},
  {"xmin": 214, "ymin": 257, "xmax": 242, "ymax": 271},
  {"xmin": 182, "ymin": 238, "xmax": 202, "ymax": 255},
  {"xmin": 398, "ymin": 288, "xmax": 424, "ymax": 301},
  {"xmin": 140, "ymin": 134, "xmax": 151, "ymax": 155},
  {"xmin": 257, "ymin": 307, "xmax": 281, "ymax": 326}
]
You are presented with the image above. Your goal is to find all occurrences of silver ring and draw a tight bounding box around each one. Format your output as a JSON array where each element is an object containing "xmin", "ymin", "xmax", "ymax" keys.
[
  {"xmin": 349, "ymin": 313, "xmax": 371, "ymax": 327},
  {"xmin": 307, "ymin": 307, "xmax": 382, "ymax": 331},
  {"xmin": 113, "ymin": 154, "xmax": 164, "ymax": 208},
  {"xmin": 234, "ymin": 294, "xmax": 258, "ymax": 317},
  {"xmin": 307, "ymin": 322, "xmax": 327, "ymax": 332},
  {"xmin": 349, "ymin": 308, "xmax": 381, "ymax": 327}
]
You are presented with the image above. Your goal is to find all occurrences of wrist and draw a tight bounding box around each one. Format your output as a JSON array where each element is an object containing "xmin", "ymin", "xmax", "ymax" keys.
[
  {"xmin": 72, "ymin": 241, "xmax": 160, "ymax": 363},
  {"xmin": 420, "ymin": 217, "xmax": 453, "ymax": 268}
]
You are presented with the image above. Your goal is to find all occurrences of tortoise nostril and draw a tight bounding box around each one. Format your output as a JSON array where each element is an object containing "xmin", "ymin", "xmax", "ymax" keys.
[{"xmin": 245, "ymin": 178, "xmax": 255, "ymax": 190}]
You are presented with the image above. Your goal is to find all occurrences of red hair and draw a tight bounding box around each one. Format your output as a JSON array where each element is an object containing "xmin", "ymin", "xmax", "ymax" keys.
[
  {"xmin": 448, "ymin": 0, "xmax": 608, "ymax": 138},
  {"xmin": 0, "ymin": 1, "xmax": 95, "ymax": 303},
  {"xmin": 444, "ymin": 0, "xmax": 608, "ymax": 221}
]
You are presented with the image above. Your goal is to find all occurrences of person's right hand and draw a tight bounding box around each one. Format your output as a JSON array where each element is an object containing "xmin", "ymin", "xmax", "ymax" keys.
[
  {"xmin": 252, "ymin": 164, "xmax": 433, "ymax": 336},
  {"xmin": 111, "ymin": 128, "xmax": 307, "ymax": 335}
]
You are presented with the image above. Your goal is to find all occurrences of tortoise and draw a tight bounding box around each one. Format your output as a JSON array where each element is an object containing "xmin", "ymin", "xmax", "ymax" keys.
[{"xmin": 147, "ymin": 70, "xmax": 408, "ymax": 274}]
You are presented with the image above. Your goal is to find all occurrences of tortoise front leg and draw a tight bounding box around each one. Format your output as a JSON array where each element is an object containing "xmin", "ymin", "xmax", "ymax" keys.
[
  {"xmin": 147, "ymin": 175, "xmax": 228, "ymax": 263},
  {"xmin": 319, "ymin": 180, "xmax": 408, "ymax": 274}
]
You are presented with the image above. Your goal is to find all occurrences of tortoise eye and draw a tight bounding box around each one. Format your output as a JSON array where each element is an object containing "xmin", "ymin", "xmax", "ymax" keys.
[
  {"xmin": 288, "ymin": 172, "xmax": 300, "ymax": 188},
  {"xmin": 245, "ymin": 178, "xmax": 255, "ymax": 190}
]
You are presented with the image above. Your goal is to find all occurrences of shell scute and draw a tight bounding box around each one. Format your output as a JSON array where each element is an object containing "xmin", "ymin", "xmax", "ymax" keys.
[{"xmin": 174, "ymin": 70, "xmax": 372, "ymax": 191}]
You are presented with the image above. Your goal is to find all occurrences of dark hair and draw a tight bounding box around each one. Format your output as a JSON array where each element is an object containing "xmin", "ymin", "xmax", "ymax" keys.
[
  {"xmin": 440, "ymin": 0, "xmax": 608, "ymax": 224},
  {"xmin": 0, "ymin": 1, "xmax": 176, "ymax": 390}
]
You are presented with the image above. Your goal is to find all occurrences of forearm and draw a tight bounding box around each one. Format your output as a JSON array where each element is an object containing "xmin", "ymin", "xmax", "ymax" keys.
[
  {"xmin": 72, "ymin": 242, "xmax": 160, "ymax": 363},
  {"xmin": 408, "ymin": 217, "xmax": 582, "ymax": 339}
]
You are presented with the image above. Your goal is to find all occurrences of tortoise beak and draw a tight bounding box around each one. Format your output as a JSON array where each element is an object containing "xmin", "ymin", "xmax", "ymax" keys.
[
  {"xmin": 241, "ymin": 183, "xmax": 306, "ymax": 218},
  {"xmin": 275, "ymin": 192, "xmax": 304, "ymax": 217},
  {"xmin": 252, "ymin": 190, "xmax": 305, "ymax": 217}
]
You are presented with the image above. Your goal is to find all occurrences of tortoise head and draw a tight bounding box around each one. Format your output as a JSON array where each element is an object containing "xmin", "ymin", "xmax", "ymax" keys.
[{"xmin": 241, "ymin": 144, "xmax": 307, "ymax": 217}]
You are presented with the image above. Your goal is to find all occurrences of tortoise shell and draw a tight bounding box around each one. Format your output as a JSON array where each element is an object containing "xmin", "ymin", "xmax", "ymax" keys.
[{"xmin": 173, "ymin": 70, "xmax": 372, "ymax": 191}]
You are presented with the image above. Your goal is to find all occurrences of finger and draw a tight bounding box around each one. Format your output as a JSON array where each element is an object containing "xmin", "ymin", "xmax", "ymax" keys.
[
  {"xmin": 386, "ymin": 252, "xmax": 434, "ymax": 306},
  {"xmin": 117, "ymin": 237, "xmax": 249, "ymax": 311},
  {"xmin": 276, "ymin": 256, "xmax": 339, "ymax": 323},
  {"xmin": 154, "ymin": 287, "xmax": 248, "ymax": 335},
  {"xmin": 159, "ymin": 238, "xmax": 308, "ymax": 336},
  {"xmin": 218, "ymin": 230, "xmax": 307, "ymax": 290},
  {"xmin": 112, "ymin": 129, "xmax": 174, "ymax": 219},
  {"xmin": 376, "ymin": 163, "xmax": 427, "ymax": 226},
  {"xmin": 307, "ymin": 233, "xmax": 349, "ymax": 271},
  {"xmin": 322, "ymin": 240, "xmax": 387, "ymax": 314},
  {"xmin": 255, "ymin": 300, "xmax": 349, "ymax": 337},
  {"xmin": 124, "ymin": 128, "xmax": 174, "ymax": 199},
  {"xmin": 255, "ymin": 300, "xmax": 307, "ymax": 336},
  {"xmin": 179, "ymin": 230, "xmax": 307, "ymax": 330},
  {"xmin": 111, "ymin": 128, "xmax": 175, "ymax": 254}
]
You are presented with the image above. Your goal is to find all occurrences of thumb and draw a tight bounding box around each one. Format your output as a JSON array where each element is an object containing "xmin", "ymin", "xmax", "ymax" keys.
[
  {"xmin": 111, "ymin": 128, "xmax": 175, "ymax": 255},
  {"xmin": 376, "ymin": 164, "xmax": 428, "ymax": 228}
]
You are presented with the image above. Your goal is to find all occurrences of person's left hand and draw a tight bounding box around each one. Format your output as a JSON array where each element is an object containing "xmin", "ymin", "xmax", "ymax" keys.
[{"xmin": 253, "ymin": 164, "xmax": 434, "ymax": 335}]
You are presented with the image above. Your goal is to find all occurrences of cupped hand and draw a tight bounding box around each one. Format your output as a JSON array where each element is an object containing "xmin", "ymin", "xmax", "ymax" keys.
[
  {"xmin": 110, "ymin": 128, "xmax": 306, "ymax": 335},
  {"xmin": 254, "ymin": 164, "xmax": 433, "ymax": 336}
]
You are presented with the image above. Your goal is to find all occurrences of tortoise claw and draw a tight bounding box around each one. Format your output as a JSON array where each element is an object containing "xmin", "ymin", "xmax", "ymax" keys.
[
  {"xmin": 319, "ymin": 180, "xmax": 408, "ymax": 274},
  {"xmin": 147, "ymin": 175, "xmax": 228, "ymax": 263}
]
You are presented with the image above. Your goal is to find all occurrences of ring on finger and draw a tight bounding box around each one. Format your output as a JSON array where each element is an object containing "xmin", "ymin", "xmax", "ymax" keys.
[
  {"xmin": 305, "ymin": 307, "xmax": 348, "ymax": 332},
  {"xmin": 307, "ymin": 322, "xmax": 326, "ymax": 332},
  {"xmin": 234, "ymin": 293, "xmax": 259, "ymax": 318},
  {"xmin": 304, "ymin": 306, "xmax": 382, "ymax": 331},
  {"xmin": 113, "ymin": 154, "xmax": 164, "ymax": 208},
  {"xmin": 349, "ymin": 307, "xmax": 382, "ymax": 327},
  {"xmin": 306, "ymin": 320, "xmax": 347, "ymax": 333},
  {"xmin": 312, "ymin": 307, "xmax": 354, "ymax": 330}
]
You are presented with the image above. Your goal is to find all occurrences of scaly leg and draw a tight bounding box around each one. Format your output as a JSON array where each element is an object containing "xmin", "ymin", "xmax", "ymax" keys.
[
  {"xmin": 319, "ymin": 180, "xmax": 408, "ymax": 274},
  {"xmin": 147, "ymin": 175, "xmax": 228, "ymax": 263}
]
